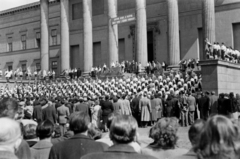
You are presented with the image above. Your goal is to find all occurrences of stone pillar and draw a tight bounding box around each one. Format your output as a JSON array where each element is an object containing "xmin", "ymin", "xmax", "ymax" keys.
[
  {"xmin": 60, "ymin": 0, "xmax": 70, "ymax": 71},
  {"xmin": 202, "ymin": 0, "xmax": 215, "ymax": 58},
  {"xmin": 167, "ymin": 0, "xmax": 180, "ymax": 66},
  {"xmin": 108, "ymin": 0, "xmax": 118, "ymax": 66},
  {"xmin": 83, "ymin": 0, "xmax": 93, "ymax": 73},
  {"xmin": 40, "ymin": 0, "xmax": 49, "ymax": 72},
  {"xmin": 136, "ymin": 0, "xmax": 148, "ymax": 66}
]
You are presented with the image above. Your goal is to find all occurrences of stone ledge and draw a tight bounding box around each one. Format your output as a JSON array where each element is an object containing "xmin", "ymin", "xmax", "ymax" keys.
[{"xmin": 199, "ymin": 60, "xmax": 240, "ymax": 69}]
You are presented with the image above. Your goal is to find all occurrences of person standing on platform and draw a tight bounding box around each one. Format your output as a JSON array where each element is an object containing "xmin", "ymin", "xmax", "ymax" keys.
[
  {"xmin": 5, "ymin": 70, "xmax": 10, "ymax": 83},
  {"xmin": 42, "ymin": 70, "xmax": 47, "ymax": 80},
  {"xmin": 103, "ymin": 64, "xmax": 107, "ymax": 73},
  {"xmin": 74, "ymin": 68, "xmax": 77, "ymax": 79},
  {"xmin": 52, "ymin": 70, "xmax": 56, "ymax": 80},
  {"xmin": 14, "ymin": 69, "xmax": 18, "ymax": 83},
  {"xmin": 34, "ymin": 69, "xmax": 38, "ymax": 82},
  {"xmin": 221, "ymin": 43, "xmax": 226, "ymax": 60}
]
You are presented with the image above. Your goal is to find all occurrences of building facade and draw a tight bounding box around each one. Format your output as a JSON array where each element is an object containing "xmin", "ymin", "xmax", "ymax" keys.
[{"xmin": 0, "ymin": 0, "xmax": 240, "ymax": 76}]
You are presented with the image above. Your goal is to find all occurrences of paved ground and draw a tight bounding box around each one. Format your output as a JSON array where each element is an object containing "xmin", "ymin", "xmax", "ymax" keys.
[{"xmin": 137, "ymin": 126, "xmax": 191, "ymax": 149}]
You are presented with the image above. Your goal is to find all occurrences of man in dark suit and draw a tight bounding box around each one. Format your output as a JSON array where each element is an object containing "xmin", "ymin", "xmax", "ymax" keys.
[
  {"xmin": 75, "ymin": 98, "xmax": 89, "ymax": 116},
  {"xmin": 197, "ymin": 92, "xmax": 210, "ymax": 120},
  {"xmin": 82, "ymin": 115, "xmax": 156, "ymax": 159},
  {"xmin": 48, "ymin": 112, "xmax": 108, "ymax": 159},
  {"xmin": 101, "ymin": 95, "xmax": 114, "ymax": 132},
  {"xmin": 209, "ymin": 91, "xmax": 218, "ymax": 116},
  {"xmin": 32, "ymin": 100, "xmax": 42, "ymax": 124},
  {"xmin": 217, "ymin": 93, "xmax": 225, "ymax": 115},
  {"xmin": 131, "ymin": 93, "xmax": 141, "ymax": 126},
  {"xmin": 42, "ymin": 98, "xmax": 57, "ymax": 124}
]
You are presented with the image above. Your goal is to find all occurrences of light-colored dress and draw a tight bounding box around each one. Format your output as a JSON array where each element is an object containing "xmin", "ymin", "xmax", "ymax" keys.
[{"xmin": 91, "ymin": 105, "xmax": 101, "ymax": 128}]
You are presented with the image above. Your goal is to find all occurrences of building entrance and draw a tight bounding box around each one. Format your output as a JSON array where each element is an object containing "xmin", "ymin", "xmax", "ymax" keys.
[{"xmin": 147, "ymin": 31, "xmax": 154, "ymax": 62}]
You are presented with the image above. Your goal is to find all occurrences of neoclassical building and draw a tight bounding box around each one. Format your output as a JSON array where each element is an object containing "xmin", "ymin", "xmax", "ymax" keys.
[{"xmin": 0, "ymin": 0, "xmax": 240, "ymax": 76}]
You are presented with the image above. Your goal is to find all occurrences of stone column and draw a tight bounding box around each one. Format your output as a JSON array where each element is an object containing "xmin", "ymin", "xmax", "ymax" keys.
[
  {"xmin": 108, "ymin": 0, "xmax": 118, "ymax": 66},
  {"xmin": 136, "ymin": 0, "xmax": 148, "ymax": 66},
  {"xmin": 202, "ymin": 0, "xmax": 215, "ymax": 49},
  {"xmin": 60, "ymin": 0, "xmax": 70, "ymax": 71},
  {"xmin": 83, "ymin": 0, "xmax": 93, "ymax": 73},
  {"xmin": 40, "ymin": 0, "xmax": 49, "ymax": 72},
  {"xmin": 167, "ymin": 0, "xmax": 180, "ymax": 65}
]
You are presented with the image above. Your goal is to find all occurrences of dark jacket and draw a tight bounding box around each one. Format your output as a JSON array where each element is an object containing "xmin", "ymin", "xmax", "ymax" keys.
[
  {"xmin": 131, "ymin": 97, "xmax": 140, "ymax": 115},
  {"xmin": 48, "ymin": 134, "xmax": 108, "ymax": 159},
  {"xmin": 42, "ymin": 105, "xmax": 57, "ymax": 124},
  {"xmin": 75, "ymin": 102, "xmax": 89, "ymax": 115},
  {"xmin": 218, "ymin": 97, "xmax": 225, "ymax": 115},
  {"xmin": 33, "ymin": 105, "xmax": 42, "ymax": 123},
  {"xmin": 164, "ymin": 95, "xmax": 178, "ymax": 117},
  {"xmin": 101, "ymin": 100, "xmax": 114, "ymax": 116},
  {"xmin": 197, "ymin": 96, "xmax": 210, "ymax": 112},
  {"xmin": 197, "ymin": 96, "xmax": 210, "ymax": 120},
  {"xmin": 81, "ymin": 144, "xmax": 157, "ymax": 159},
  {"xmin": 222, "ymin": 98, "xmax": 231, "ymax": 115}
]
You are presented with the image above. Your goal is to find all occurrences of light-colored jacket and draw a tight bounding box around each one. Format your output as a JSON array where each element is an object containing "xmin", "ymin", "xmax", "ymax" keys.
[{"xmin": 31, "ymin": 140, "xmax": 53, "ymax": 159}]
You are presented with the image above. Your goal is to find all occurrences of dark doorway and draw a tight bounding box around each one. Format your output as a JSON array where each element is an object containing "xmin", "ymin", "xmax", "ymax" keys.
[
  {"xmin": 93, "ymin": 42, "xmax": 102, "ymax": 67},
  {"xmin": 70, "ymin": 45, "xmax": 80, "ymax": 69},
  {"xmin": 147, "ymin": 31, "xmax": 154, "ymax": 62}
]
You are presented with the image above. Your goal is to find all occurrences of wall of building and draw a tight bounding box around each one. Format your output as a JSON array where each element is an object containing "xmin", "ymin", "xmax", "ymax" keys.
[{"xmin": 0, "ymin": 0, "xmax": 239, "ymax": 73}]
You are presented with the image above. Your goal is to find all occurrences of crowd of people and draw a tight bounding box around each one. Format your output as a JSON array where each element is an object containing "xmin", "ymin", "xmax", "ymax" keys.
[
  {"xmin": 1, "ymin": 61, "xmax": 240, "ymax": 159},
  {"xmin": 205, "ymin": 38, "xmax": 240, "ymax": 63},
  {"xmin": 1, "ymin": 97, "xmax": 240, "ymax": 159},
  {"xmin": 90, "ymin": 60, "xmax": 169, "ymax": 77}
]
